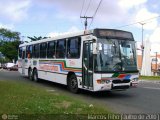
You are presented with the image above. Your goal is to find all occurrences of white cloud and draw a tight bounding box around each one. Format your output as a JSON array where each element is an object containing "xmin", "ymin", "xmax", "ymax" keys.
[
  {"xmin": 150, "ymin": 27, "xmax": 160, "ymax": 44},
  {"xmin": 47, "ymin": 26, "xmax": 80, "ymax": 38},
  {"xmin": 119, "ymin": 0, "xmax": 147, "ymax": 9},
  {"xmin": 134, "ymin": 8, "xmax": 158, "ymax": 30},
  {"xmin": 150, "ymin": 43, "xmax": 160, "ymax": 54},
  {"xmin": 0, "ymin": 23, "xmax": 14, "ymax": 30},
  {"xmin": 0, "ymin": 0, "xmax": 31, "ymax": 22},
  {"xmin": 149, "ymin": 27, "xmax": 160, "ymax": 53},
  {"xmin": 34, "ymin": 0, "xmax": 131, "ymax": 24},
  {"xmin": 139, "ymin": 27, "xmax": 160, "ymax": 54}
]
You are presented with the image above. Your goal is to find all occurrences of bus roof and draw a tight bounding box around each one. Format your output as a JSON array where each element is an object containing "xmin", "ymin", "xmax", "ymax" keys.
[
  {"xmin": 19, "ymin": 29, "xmax": 94, "ymax": 47},
  {"xmin": 19, "ymin": 28, "xmax": 134, "ymax": 47}
]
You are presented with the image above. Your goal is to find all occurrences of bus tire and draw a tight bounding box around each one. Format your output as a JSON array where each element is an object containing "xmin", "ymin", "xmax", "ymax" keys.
[
  {"xmin": 28, "ymin": 68, "xmax": 32, "ymax": 80},
  {"xmin": 33, "ymin": 69, "xmax": 39, "ymax": 82},
  {"xmin": 68, "ymin": 74, "xmax": 79, "ymax": 93}
]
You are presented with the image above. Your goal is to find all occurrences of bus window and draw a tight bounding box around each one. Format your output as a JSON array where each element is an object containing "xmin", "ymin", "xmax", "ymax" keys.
[
  {"xmin": 47, "ymin": 41, "xmax": 55, "ymax": 58},
  {"xmin": 19, "ymin": 47, "xmax": 22, "ymax": 58},
  {"xmin": 40, "ymin": 43, "xmax": 47, "ymax": 58},
  {"xmin": 33, "ymin": 44, "xmax": 39, "ymax": 58},
  {"xmin": 26, "ymin": 45, "xmax": 33, "ymax": 58},
  {"xmin": 56, "ymin": 40, "xmax": 66, "ymax": 58},
  {"xmin": 67, "ymin": 37, "xmax": 81, "ymax": 58}
]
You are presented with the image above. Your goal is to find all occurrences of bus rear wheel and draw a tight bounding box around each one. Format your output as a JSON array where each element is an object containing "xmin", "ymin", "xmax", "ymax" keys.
[
  {"xmin": 68, "ymin": 74, "xmax": 79, "ymax": 93},
  {"xmin": 33, "ymin": 69, "xmax": 39, "ymax": 82},
  {"xmin": 28, "ymin": 69, "xmax": 32, "ymax": 80}
]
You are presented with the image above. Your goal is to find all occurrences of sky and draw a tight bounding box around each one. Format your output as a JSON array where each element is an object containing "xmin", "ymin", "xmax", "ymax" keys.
[{"xmin": 0, "ymin": 0, "xmax": 160, "ymax": 54}]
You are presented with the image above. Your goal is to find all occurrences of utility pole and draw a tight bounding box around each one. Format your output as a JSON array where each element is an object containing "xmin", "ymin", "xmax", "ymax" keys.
[
  {"xmin": 155, "ymin": 52, "xmax": 158, "ymax": 71},
  {"xmin": 80, "ymin": 16, "xmax": 93, "ymax": 31},
  {"xmin": 139, "ymin": 22, "xmax": 146, "ymax": 70}
]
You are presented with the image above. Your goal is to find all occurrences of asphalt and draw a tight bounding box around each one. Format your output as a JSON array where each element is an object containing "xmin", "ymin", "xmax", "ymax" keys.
[{"xmin": 0, "ymin": 69, "xmax": 160, "ymax": 114}]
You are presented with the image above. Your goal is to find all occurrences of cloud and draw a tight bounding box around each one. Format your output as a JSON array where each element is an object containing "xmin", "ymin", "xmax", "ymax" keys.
[
  {"xmin": 0, "ymin": 23, "xmax": 14, "ymax": 30},
  {"xmin": 0, "ymin": 0, "xmax": 31, "ymax": 22},
  {"xmin": 33, "ymin": 0, "xmax": 131, "ymax": 24},
  {"xmin": 47, "ymin": 26, "xmax": 80, "ymax": 37},
  {"xmin": 119, "ymin": 0, "xmax": 147, "ymax": 9},
  {"xmin": 150, "ymin": 27, "xmax": 160, "ymax": 44},
  {"xmin": 134, "ymin": 8, "xmax": 158, "ymax": 30},
  {"xmin": 144, "ymin": 27, "xmax": 160, "ymax": 54}
]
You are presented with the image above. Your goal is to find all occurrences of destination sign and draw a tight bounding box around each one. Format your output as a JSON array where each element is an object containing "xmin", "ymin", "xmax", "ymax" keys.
[{"xmin": 96, "ymin": 29, "xmax": 133, "ymax": 39}]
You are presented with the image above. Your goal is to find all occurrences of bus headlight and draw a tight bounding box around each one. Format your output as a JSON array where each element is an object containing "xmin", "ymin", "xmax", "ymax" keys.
[
  {"xmin": 106, "ymin": 80, "xmax": 111, "ymax": 84},
  {"xmin": 131, "ymin": 78, "xmax": 138, "ymax": 82},
  {"xmin": 96, "ymin": 79, "xmax": 111, "ymax": 84}
]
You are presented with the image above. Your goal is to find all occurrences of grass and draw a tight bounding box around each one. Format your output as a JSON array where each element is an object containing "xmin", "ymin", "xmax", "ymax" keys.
[
  {"xmin": 0, "ymin": 80, "xmax": 111, "ymax": 120},
  {"xmin": 140, "ymin": 76, "xmax": 160, "ymax": 80}
]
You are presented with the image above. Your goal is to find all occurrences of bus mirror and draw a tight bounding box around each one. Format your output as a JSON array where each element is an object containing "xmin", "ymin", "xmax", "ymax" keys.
[{"xmin": 93, "ymin": 43, "xmax": 97, "ymax": 54}]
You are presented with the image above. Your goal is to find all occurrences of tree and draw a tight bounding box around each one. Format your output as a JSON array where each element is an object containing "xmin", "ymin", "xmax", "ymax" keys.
[
  {"xmin": 27, "ymin": 36, "xmax": 49, "ymax": 41},
  {"xmin": 0, "ymin": 28, "xmax": 20, "ymax": 62},
  {"xmin": 0, "ymin": 28, "xmax": 20, "ymax": 41}
]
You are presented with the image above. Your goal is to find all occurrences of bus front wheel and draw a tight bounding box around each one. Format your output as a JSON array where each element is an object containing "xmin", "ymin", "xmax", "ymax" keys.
[{"xmin": 68, "ymin": 74, "xmax": 79, "ymax": 93}]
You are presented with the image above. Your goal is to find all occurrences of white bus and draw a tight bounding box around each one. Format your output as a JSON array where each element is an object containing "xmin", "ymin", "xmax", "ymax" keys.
[{"xmin": 18, "ymin": 28, "xmax": 139, "ymax": 93}]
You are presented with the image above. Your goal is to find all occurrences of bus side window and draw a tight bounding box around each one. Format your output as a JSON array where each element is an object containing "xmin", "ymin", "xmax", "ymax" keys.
[
  {"xmin": 33, "ymin": 44, "xmax": 39, "ymax": 58},
  {"xmin": 56, "ymin": 40, "xmax": 66, "ymax": 58},
  {"xmin": 47, "ymin": 41, "xmax": 55, "ymax": 58},
  {"xmin": 67, "ymin": 37, "xmax": 81, "ymax": 58},
  {"xmin": 40, "ymin": 43, "xmax": 47, "ymax": 58},
  {"xmin": 26, "ymin": 45, "xmax": 33, "ymax": 58}
]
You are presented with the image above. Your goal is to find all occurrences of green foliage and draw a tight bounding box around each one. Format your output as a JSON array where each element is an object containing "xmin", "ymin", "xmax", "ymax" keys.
[
  {"xmin": 140, "ymin": 76, "xmax": 160, "ymax": 80},
  {"xmin": 0, "ymin": 28, "xmax": 20, "ymax": 41},
  {"xmin": 28, "ymin": 36, "xmax": 49, "ymax": 41},
  {"xmin": 0, "ymin": 58, "xmax": 10, "ymax": 63},
  {"xmin": 0, "ymin": 80, "xmax": 111, "ymax": 119},
  {"xmin": 0, "ymin": 28, "xmax": 20, "ymax": 61},
  {"xmin": 0, "ymin": 40, "xmax": 20, "ymax": 61}
]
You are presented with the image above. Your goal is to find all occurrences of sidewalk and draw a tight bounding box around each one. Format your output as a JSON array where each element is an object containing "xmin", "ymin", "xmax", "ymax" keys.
[{"xmin": 139, "ymin": 79, "xmax": 160, "ymax": 84}]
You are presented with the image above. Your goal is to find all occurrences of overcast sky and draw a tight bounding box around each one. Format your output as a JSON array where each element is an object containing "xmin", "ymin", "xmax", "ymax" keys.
[{"xmin": 0, "ymin": 0, "xmax": 160, "ymax": 54}]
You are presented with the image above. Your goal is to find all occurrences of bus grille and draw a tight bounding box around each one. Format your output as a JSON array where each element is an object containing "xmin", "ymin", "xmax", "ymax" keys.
[
  {"xmin": 112, "ymin": 85, "xmax": 130, "ymax": 90},
  {"xmin": 112, "ymin": 79, "xmax": 130, "ymax": 84}
]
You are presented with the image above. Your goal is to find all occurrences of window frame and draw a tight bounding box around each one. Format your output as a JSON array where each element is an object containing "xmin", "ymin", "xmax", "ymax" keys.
[
  {"xmin": 47, "ymin": 41, "xmax": 56, "ymax": 58},
  {"xmin": 26, "ymin": 45, "xmax": 33, "ymax": 58},
  {"xmin": 40, "ymin": 42, "xmax": 47, "ymax": 58},
  {"xmin": 56, "ymin": 39, "xmax": 66, "ymax": 58},
  {"xmin": 67, "ymin": 37, "xmax": 81, "ymax": 59},
  {"xmin": 33, "ymin": 44, "xmax": 40, "ymax": 58}
]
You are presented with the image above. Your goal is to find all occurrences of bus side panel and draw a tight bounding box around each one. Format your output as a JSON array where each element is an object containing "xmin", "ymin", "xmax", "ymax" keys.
[
  {"xmin": 38, "ymin": 70, "xmax": 67, "ymax": 85},
  {"xmin": 37, "ymin": 58, "xmax": 82, "ymax": 86}
]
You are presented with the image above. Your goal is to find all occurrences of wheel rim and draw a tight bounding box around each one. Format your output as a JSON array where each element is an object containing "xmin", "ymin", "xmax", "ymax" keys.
[
  {"xmin": 33, "ymin": 70, "xmax": 38, "ymax": 81},
  {"xmin": 29, "ymin": 70, "xmax": 32, "ymax": 80},
  {"xmin": 70, "ymin": 77, "xmax": 77, "ymax": 89}
]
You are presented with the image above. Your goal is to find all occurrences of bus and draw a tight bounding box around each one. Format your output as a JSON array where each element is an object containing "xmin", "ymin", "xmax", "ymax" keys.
[{"xmin": 18, "ymin": 28, "xmax": 139, "ymax": 93}]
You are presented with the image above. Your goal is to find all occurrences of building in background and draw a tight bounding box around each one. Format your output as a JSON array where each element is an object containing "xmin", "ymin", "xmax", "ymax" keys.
[{"xmin": 137, "ymin": 53, "xmax": 160, "ymax": 76}]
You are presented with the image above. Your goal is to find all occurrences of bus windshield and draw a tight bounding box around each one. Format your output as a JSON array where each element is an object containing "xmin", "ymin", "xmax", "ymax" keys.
[{"xmin": 95, "ymin": 38, "xmax": 137, "ymax": 72}]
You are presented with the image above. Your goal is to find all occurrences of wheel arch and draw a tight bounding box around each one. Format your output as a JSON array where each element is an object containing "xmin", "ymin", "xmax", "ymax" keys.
[{"xmin": 28, "ymin": 66, "xmax": 32, "ymax": 71}]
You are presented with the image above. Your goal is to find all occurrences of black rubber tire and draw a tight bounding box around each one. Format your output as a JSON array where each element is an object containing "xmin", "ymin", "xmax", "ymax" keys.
[
  {"xmin": 68, "ymin": 74, "xmax": 79, "ymax": 93},
  {"xmin": 33, "ymin": 69, "xmax": 39, "ymax": 82},
  {"xmin": 28, "ymin": 69, "xmax": 32, "ymax": 80}
]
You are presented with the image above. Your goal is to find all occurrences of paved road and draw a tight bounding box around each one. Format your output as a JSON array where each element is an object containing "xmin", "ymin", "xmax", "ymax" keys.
[{"xmin": 0, "ymin": 70, "xmax": 160, "ymax": 114}]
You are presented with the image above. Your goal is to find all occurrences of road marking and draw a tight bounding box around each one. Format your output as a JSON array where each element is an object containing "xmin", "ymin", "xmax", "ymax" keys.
[{"xmin": 142, "ymin": 87, "xmax": 160, "ymax": 90}]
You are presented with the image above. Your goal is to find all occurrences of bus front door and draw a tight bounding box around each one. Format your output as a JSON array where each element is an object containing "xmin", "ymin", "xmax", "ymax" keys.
[
  {"xmin": 82, "ymin": 41, "xmax": 93, "ymax": 89},
  {"xmin": 22, "ymin": 50, "xmax": 26, "ymax": 75}
]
